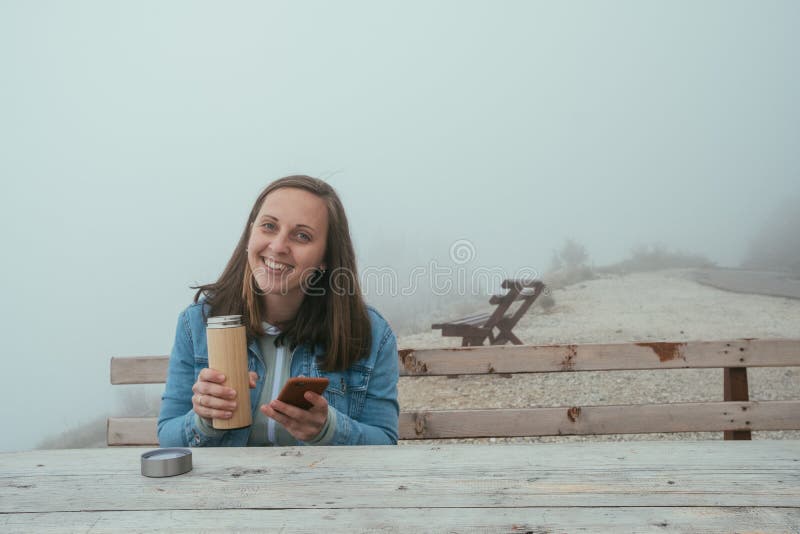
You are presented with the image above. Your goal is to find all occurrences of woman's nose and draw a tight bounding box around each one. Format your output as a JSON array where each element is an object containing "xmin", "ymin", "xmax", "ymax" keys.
[{"xmin": 268, "ymin": 232, "xmax": 290, "ymax": 254}]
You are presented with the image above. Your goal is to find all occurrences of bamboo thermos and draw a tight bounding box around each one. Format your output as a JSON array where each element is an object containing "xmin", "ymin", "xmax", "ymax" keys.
[{"xmin": 206, "ymin": 315, "xmax": 252, "ymax": 429}]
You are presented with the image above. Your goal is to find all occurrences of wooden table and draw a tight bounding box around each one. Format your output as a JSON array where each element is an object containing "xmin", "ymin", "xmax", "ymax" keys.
[{"xmin": 2, "ymin": 441, "xmax": 799, "ymax": 532}]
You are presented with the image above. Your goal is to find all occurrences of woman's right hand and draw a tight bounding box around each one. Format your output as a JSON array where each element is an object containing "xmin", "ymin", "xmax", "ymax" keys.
[{"xmin": 192, "ymin": 369, "xmax": 258, "ymax": 421}]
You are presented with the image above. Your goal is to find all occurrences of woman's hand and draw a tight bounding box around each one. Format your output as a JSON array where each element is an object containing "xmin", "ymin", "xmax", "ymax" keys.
[
  {"xmin": 192, "ymin": 369, "xmax": 258, "ymax": 421},
  {"xmin": 260, "ymin": 391, "xmax": 329, "ymax": 442}
]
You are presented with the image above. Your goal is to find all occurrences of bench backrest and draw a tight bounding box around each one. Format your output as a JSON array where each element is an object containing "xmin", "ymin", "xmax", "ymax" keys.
[
  {"xmin": 432, "ymin": 280, "xmax": 545, "ymax": 346},
  {"xmin": 484, "ymin": 280, "xmax": 544, "ymax": 341},
  {"xmin": 108, "ymin": 338, "xmax": 800, "ymax": 445}
]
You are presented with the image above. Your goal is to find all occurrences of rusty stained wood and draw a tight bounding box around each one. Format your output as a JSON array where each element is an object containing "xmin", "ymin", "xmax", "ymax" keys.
[
  {"xmin": 109, "ymin": 339, "xmax": 800, "ymax": 446},
  {"xmin": 399, "ymin": 400, "xmax": 800, "ymax": 439},
  {"xmin": 107, "ymin": 400, "xmax": 800, "ymax": 446},
  {"xmin": 111, "ymin": 339, "xmax": 800, "ymax": 384},
  {"xmin": 398, "ymin": 338, "xmax": 800, "ymax": 376}
]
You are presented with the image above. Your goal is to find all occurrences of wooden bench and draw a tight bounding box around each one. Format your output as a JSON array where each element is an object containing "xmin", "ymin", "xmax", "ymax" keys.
[
  {"xmin": 108, "ymin": 338, "xmax": 800, "ymax": 445},
  {"xmin": 431, "ymin": 279, "xmax": 545, "ymax": 346}
]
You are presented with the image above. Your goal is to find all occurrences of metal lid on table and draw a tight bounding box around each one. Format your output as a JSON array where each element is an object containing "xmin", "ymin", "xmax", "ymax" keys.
[
  {"xmin": 207, "ymin": 315, "xmax": 243, "ymax": 328},
  {"xmin": 141, "ymin": 448, "xmax": 192, "ymax": 478}
]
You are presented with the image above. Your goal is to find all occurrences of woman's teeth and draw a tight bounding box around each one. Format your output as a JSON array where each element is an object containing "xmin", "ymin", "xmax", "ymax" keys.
[{"xmin": 264, "ymin": 258, "xmax": 290, "ymax": 272}]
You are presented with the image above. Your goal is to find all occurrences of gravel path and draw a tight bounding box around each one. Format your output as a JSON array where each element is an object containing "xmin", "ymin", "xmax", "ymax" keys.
[{"xmin": 395, "ymin": 269, "xmax": 800, "ymax": 444}]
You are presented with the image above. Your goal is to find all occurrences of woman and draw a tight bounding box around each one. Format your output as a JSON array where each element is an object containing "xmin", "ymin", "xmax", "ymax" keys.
[{"xmin": 158, "ymin": 176, "xmax": 399, "ymax": 446}]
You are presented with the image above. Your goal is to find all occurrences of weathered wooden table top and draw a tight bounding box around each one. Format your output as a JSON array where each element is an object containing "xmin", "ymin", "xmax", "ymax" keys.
[{"xmin": 2, "ymin": 441, "xmax": 799, "ymax": 532}]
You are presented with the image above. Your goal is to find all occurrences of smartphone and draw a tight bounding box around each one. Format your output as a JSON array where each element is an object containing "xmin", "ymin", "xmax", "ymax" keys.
[{"xmin": 276, "ymin": 377, "xmax": 329, "ymax": 410}]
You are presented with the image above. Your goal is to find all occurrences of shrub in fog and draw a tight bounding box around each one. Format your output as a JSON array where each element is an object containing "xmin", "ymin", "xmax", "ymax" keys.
[{"xmin": 537, "ymin": 293, "xmax": 556, "ymax": 311}]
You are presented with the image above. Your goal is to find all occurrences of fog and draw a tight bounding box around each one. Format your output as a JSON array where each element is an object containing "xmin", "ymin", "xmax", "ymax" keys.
[{"xmin": 1, "ymin": 1, "xmax": 798, "ymax": 451}]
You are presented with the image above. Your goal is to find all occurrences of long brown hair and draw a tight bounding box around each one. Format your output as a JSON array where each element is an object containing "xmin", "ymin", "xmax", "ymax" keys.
[{"xmin": 192, "ymin": 175, "xmax": 372, "ymax": 371}]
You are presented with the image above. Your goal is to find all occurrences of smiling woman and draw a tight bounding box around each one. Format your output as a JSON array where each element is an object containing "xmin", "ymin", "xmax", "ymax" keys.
[
  {"xmin": 157, "ymin": 176, "xmax": 400, "ymax": 447},
  {"xmin": 246, "ymin": 187, "xmax": 330, "ymax": 319}
]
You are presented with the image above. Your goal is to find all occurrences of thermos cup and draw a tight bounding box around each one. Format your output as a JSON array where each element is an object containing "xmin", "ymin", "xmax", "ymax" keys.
[{"xmin": 206, "ymin": 315, "xmax": 252, "ymax": 429}]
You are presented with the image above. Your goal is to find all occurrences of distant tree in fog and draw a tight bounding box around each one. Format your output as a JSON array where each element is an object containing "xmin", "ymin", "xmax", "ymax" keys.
[
  {"xmin": 550, "ymin": 239, "xmax": 589, "ymax": 271},
  {"xmin": 546, "ymin": 239, "xmax": 594, "ymax": 288}
]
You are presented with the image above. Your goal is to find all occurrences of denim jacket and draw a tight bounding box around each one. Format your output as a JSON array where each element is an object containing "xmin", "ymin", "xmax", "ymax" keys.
[{"xmin": 157, "ymin": 301, "xmax": 400, "ymax": 447}]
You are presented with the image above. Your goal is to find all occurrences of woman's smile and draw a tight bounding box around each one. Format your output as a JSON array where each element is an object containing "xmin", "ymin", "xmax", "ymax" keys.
[{"xmin": 263, "ymin": 257, "xmax": 294, "ymax": 274}]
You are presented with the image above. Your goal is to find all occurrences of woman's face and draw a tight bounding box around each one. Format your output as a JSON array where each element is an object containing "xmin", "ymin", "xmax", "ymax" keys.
[{"xmin": 247, "ymin": 187, "xmax": 329, "ymax": 297}]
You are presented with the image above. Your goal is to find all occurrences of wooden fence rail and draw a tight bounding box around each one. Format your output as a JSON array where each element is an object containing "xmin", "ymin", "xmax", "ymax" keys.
[{"xmin": 108, "ymin": 338, "xmax": 800, "ymax": 445}]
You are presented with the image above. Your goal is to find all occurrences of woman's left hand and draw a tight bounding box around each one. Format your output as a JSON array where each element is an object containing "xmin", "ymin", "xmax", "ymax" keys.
[{"xmin": 260, "ymin": 391, "xmax": 329, "ymax": 442}]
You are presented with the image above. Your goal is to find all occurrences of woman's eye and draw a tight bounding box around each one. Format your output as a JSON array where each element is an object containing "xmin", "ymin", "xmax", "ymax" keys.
[
  {"xmin": 296, "ymin": 232, "xmax": 311, "ymax": 242},
  {"xmin": 262, "ymin": 222, "xmax": 276, "ymax": 231}
]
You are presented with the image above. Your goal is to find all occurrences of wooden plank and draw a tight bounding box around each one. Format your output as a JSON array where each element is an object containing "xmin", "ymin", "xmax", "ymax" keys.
[
  {"xmin": 724, "ymin": 367, "xmax": 751, "ymax": 440},
  {"xmin": 110, "ymin": 356, "xmax": 170, "ymax": 385},
  {"xmin": 489, "ymin": 290, "xmax": 533, "ymax": 305},
  {"xmin": 450, "ymin": 314, "xmax": 491, "ymax": 327},
  {"xmin": 109, "ymin": 400, "xmax": 800, "ymax": 445},
  {"xmin": 110, "ymin": 339, "xmax": 800, "ymax": 384},
  {"xmin": 504, "ymin": 284, "xmax": 544, "ymax": 324},
  {"xmin": 501, "ymin": 279, "xmax": 543, "ymax": 290},
  {"xmin": 398, "ymin": 338, "xmax": 800, "ymax": 376},
  {"xmin": 464, "ymin": 316, "xmax": 492, "ymax": 327},
  {"xmin": 107, "ymin": 417, "xmax": 158, "ymax": 446},
  {"xmin": 489, "ymin": 285, "xmax": 542, "ymax": 305},
  {"xmin": 2, "ymin": 507, "xmax": 798, "ymax": 533},
  {"xmin": 2, "ymin": 442, "xmax": 798, "ymax": 512},
  {"xmin": 399, "ymin": 401, "xmax": 800, "ymax": 439},
  {"xmin": 432, "ymin": 312, "xmax": 490, "ymax": 328},
  {"xmin": 483, "ymin": 286, "xmax": 520, "ymax": 332},
  {"xmin": 461, "ymin": 336, "xmax": 486, "ymax": 347},
  {"xmin": 439, "ymin": 325, "xmax": 490, "ymax": 338},
  {"xmin": 488, "ymin": 291, "xmax": 515, "ymax": 306},
  {"xmin": 5, "ymin": 441, "xmax": 796, "ymax": 478}
]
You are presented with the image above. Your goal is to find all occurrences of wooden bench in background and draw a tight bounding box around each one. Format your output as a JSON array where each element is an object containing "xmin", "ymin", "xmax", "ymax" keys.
[
  {"xmin": 109, "ymin": 338, "xmax": 800, "ymax": 445},
  {"xmin": 431, "ymin": 279, "xmax": 545, "ymax": 346}
]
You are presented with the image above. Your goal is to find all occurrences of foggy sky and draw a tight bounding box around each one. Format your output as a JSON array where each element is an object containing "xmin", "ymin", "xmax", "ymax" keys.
[{"xmin": 1, "ymin": 1, "xmax": 798, "ymax": 451}]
